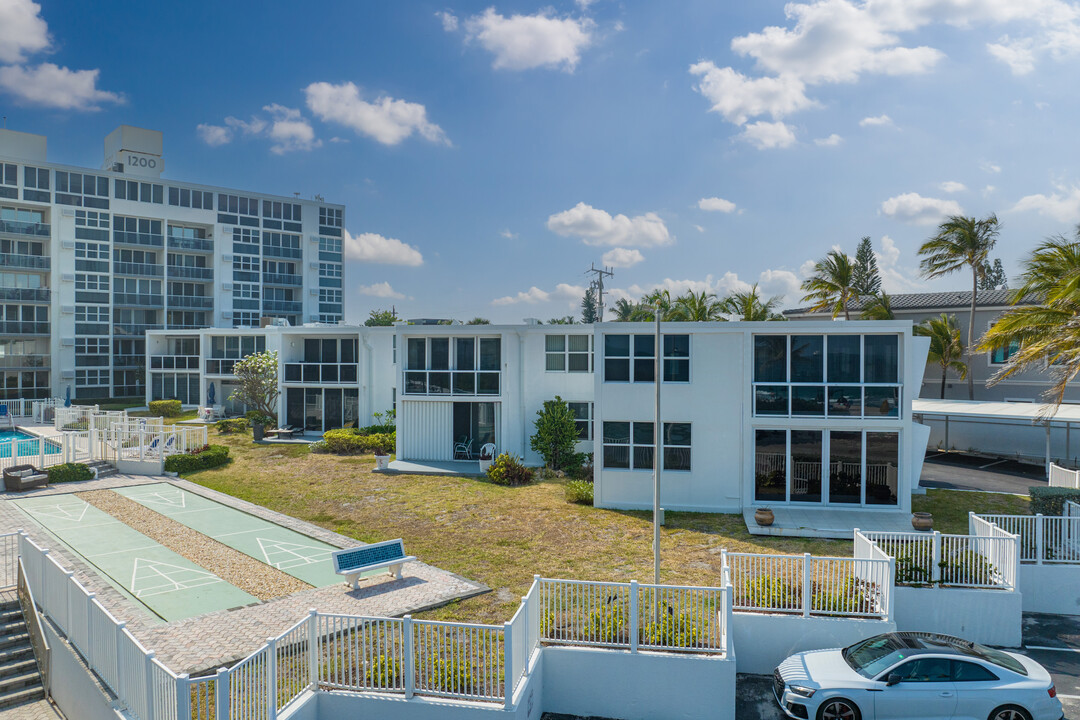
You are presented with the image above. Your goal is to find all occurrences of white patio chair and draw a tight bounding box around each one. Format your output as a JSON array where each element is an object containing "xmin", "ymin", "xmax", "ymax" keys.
[
  {"xmin": 479, "ymin": 442, "xmax": 497, "ymax": 460},
  {"xmin": 454, "ymin": 438, "xmax": 472, "ymax": 460}
]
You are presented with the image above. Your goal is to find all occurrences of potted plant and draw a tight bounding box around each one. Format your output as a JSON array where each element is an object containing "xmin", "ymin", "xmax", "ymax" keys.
[
  {"xmin": 479, "ymin": 445, "xmax": 496, "ymax": 473},
  {"xmin": 372, "ymin": 437, "xmax": 394, "ymax": 470},
  {"xmin": 754, "ymin": 507, "xmax": 774, "ymax": 526},
  {"xmin": 246, "ymin": 411, "xmax": 273, "ymax": 442},
  {"xmin": 911, "ymin": 511, "xmax": 933, "ymax": 531}
]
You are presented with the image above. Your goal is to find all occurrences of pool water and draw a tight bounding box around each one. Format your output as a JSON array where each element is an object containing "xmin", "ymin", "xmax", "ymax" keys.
[{"xmin": 0, "ymin": 430, "xmax": 61, "ymax": 459}]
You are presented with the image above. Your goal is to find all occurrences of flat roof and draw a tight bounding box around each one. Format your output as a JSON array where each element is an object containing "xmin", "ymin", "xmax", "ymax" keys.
[{"xmin": 913, "ymin": 398, "xmax": 1080, "ymax": 423}]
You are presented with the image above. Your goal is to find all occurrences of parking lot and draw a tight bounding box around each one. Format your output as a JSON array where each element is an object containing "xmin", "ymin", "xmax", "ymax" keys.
[
  {"xmin": 920, "ymin": 450, "xmax": 1047, "ymax": 495},
  {"xmin": 737, "ymin": 612, "xmax": 1080, "ymax": 719}
]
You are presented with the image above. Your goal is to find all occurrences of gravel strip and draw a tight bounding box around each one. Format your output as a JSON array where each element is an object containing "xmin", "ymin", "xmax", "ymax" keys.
[{"xmin": 76, "ymin": 489, "xmax": 311, "ymax": 601}]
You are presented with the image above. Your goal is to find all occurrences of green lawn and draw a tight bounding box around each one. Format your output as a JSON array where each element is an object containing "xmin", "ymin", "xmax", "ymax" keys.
[{"xmin": 180, "ymin": 433, "xmax": 1030, "ymax": 624}]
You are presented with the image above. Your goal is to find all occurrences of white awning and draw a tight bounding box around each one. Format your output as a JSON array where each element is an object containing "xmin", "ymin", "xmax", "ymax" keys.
[{"xmin": 912, "ymin": 398, "xmax": 1080, "ymax": 424}]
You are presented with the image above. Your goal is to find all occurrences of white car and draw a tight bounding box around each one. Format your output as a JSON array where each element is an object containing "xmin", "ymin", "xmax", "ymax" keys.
[{"xmin": 774, "ymin": 632, "xmax": 1063, "ymax": 720}]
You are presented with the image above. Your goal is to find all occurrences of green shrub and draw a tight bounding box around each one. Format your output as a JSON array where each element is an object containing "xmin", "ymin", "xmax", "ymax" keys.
[
  {"xmin": 940, "ymin": 550, "xmax": 998, "ymax": 585},
  {"xmin": 245, "ymin": 410, "xmax": 275, "ymax": 426},
  {"xmin": 164, "ymin": 445, "xmax": 230, "ymax": 474},
  {"xmin": 47, "ymin": 463, "xmax": 94, "ymax": 483},
  {"xmin": 567, "ymin": 452, "xmax": 593, "ymax": 481},
  {"xmin": 149, "ymin": 399, "xmax": 182, "ymax": 417},
  {"xmin": 565, "ymin": 479, "xmax": 594, "ymax": 505},
  {"xmin": 1030, "ymin": 486, "xmax": 1080, "ymax": 516},
  {"xmin": 529, "ymin": 397, "xmax": 580, "ymax": 471},
  {"xmin": 359, "ymin": 432, "xmax": 395, "ymax": 455},
  {"xmin": 428, "ymin": 646, "xmax": 474, "ymax": 693},
  {"xmin": 366, "ymin": 654, "xmax": 400, "ymax": 687},
  {"xmin": 486, "ymin": 452, "xmax": 534, "ymax": 486},
  {"xmin": 894, "ymin": 549, "xmax": 932, "ymax": 585},
  {"xmin": 588, "ymin": 601, "xmax": 628, "ymax": 643},
  {"xmin": 321, "ymin": 429, "xmax": 396, "ymax": 455},
  {"xmin": 740, "ymin": 576, "xmax": 797, "ymax": 610},
  {"xmin": 642, "ymin": 610, "xmax": 706, "ymax": 648},
  {"xmin": 357, "ymin": 423, "xmax": 395, "ymax": 436},
  {"xmin": 811, "ymin": 578, "xmax": 874, "ymax": 614},
  {"xmin": 215, "ymin": 418, "xmax": 249, "ymax": 434},
  {"xmin": 308, "ymin": 440, "xmax": 329, "ymax": 453}
]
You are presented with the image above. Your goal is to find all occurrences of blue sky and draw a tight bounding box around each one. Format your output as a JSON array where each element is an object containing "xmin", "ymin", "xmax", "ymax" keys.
[{"xmin": 2, "ymin": 0, "xmax": 1080, "ymax": 322}]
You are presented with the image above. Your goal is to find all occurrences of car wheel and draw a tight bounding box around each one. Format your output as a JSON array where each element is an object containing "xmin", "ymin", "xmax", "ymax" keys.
[
  {"xmin": 817, "ymin": 698, "xmax": 860, "ymax": 720},
  {"xmin": 988, "ymin": 706, "xmax": 1031, "ymax": 720}
]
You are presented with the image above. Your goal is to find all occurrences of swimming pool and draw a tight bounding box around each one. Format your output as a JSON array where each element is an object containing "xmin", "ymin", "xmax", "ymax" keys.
[{"xmin": 0, "ymin": 429, "xmax": 61, "ymax": 459}]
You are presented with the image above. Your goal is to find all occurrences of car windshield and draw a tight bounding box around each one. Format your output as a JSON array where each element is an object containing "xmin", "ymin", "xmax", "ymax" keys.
[{"xmin": 843, "ymin": 636, "xmax": 912, "ymax": 678}]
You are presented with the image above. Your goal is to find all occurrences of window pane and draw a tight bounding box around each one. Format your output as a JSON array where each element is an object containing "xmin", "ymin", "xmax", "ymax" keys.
[
  {"xmin": 633, "ymin": 422, "xmax": 654, "ymax": 445},
  {"xmin": 430, "ymin": 338, "xmax": 450, "ymax": 370},
  {"xmin": 866, "ymin": 432, "xmax": 898, "ymax": 505},
  {"xmin": 456, "ymin": 338, "xmax": 475, "ymax": 370},
  {"xmin": 452, "ymin": 372, "xmax": 475, "ymax": 394},
  {"xmin": 546, "ymin": 354, "xmax": 566, "ymax": 371},
  {"xmin": 407, "ymin": 338, "xmax": 425, "ymax": 370},
  {"xmin": 405, "ymin": 372, "xmax": 426, "ymax": 394},
  {"xmin": 603, "ymin": 421, "xmax": 630, "ymax": 444},
  {"xmin": 477, "ymin": 372, "xmax": 500, "ymax": 394},
  {"xmin": 828, "ymin": 386, "xmax": 862, "ymax": 417},
  {"xmin": 605, "ymin": 358, "xmax": 630, "ymax": 382},
  {"xmin": 790, "ymin": 430, "xmax": 822, "ymax": 503},
  {"xmin": 791, "ymin": 386, "xmax": 825, "ymax": 416},
  {"xmin": 479, "ymin": 338, "xmax": 500, "ymax": 370},
  {"xmin": 663, "ymin": 422, "xmax": 691, "ymax": 446},
  {"xmin": 755, "ymin": 385, "xmax": 789, "ymax": 415},
  {"xmin": 568, "ymin": 353, "xmax": 590, "ymax": 372},
  {"xmin": 428, "ymin": 371, "xmax": 451, "ymax": 394},
  {"xmin": 322, "ymin": 339, "xmax": 337, "ymax": 364},
  {"xmin": 827, "ymin": 335, "xmax": 861, "ymax": 383},
  {"xmin": 664, "ymin": 334, "xmax": 690, "ymax": 358},
  {"xmin": 829, "ymin": 431, "xmax": 863, "ymax": 504},
  {"xmin": 604, "ymin": 445, "xmax": 629, "ymax": 469},
  {"xmin": 790, "ymin": 335, "xmax": 823, "ymax": 382},
  {"xmin": 864, "ymin": 335, "xmax": 899, "ymax": 383},
  {"xmin": 633, "ymin": 446, "xmax": 654, "ymax": 470},
  {"xmin": 754, "ymin": 335, "xmax": 787, "ymax": 382},
  {"xmin": 605, "ymin": 334, "xmax": 630, "ymax": 357},
  {"xmin": 664, "ymin": 358, "xmax": 689, "ymax": 382},
  {"xmin": 545, "ymin": 335, "xmax": 565, "ymax": 352},
  {"xmin": 865, "ymin": 386, "xmax": 899, "ymax": 417},
  {"xmin": 664, "ymin": 446, "xmax": 691, "ymax": 471},
  {"xmin": 755, "ymin": 429, "xmax": 787, "ymax": 502},
  {"xmin": 304, "ymin": 338, "xmax": 321, "ymax": 363},
  {"xmin": 568, "ymin": 335, "xmax": 590, "ymax": 352},
  {"xmin": 634, "ymin": 334, "xmax": 655, "ymax": 357},
  {"xmin": 634, "ymin": 357, "xmax": 655, "ymax": 383}
]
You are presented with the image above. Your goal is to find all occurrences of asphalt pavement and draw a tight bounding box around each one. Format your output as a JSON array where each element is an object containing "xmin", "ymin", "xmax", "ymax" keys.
[{"xmin": 920, "ymin": 450, "xmax": 1047, "ymax": 494}]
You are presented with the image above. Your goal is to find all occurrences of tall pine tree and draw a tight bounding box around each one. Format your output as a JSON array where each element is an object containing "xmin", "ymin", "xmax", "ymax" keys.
[
  {"xmin": 580, "ymin": 285, "xmax": 600, "ymax": 323},
  {"xmin": 852, "ymin": 236, "xmax": 882, "ymax": 296},
  {"xmin": 978, "ymin": 258, "xmax": 1008, "ymax": 290}
]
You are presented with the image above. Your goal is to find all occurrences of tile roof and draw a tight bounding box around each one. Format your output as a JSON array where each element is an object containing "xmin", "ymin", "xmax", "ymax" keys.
[{"xmin": 785, "ymin": 289, "xmax": 1034, "ymax": 316}]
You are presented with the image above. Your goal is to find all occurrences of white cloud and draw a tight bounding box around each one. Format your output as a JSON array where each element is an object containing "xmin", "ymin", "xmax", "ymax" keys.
[
  {"xmin": 461, "ymin": 8, "xmax": 595, "ymax": 72},
  {"xmin": 874, "ymin": 235, "xmax": 924, "ymax": 292},
  {"xmin": 877, "ymin": 235, "xmax": 901, "ymax": 267},
  {"xmin": 758, "ymin": 269, "xmax": 801, "ymax": 298},
  {"xmin": 196, "ymin": 124, "xmax": 231, "ymax": 147},
  {"xmin": 305, "ymin": 81, "xmax": 449, "ymax": 146},
  {"xmin": 0, "ymin": 63, "xmax": 122, "ymax": 110},
  {"xmin": 987, "ymin": 35, "xmax": 1037, "ymax": 74},
  {"xmin": 224, "ymin": 115, "xmax": 267, "ymax": 136},
  {"xmin": 343, "ymin": 230, "xmax": 424, "ymax": 266},
  {"xmin": 492, "ymin": 283, "xmax": 584, "ymax": 306},
  {"xmin": 982, "ymin": 161, "xmax": 1002, "ymax": 173},
  {"xmin": 358, "ymin": 282, "xmax": 405, "ymax": 299},
  {"xmin": 499, "ymin": 229, "xmax": 518, "ymax": 239},
  {"xmin": 262, "ymin": 104, "xmax": 321, "ymax": 154},
  {"xmin": 983, "ymin": 185, "xmax": 997, "ymax": 196},
  {"xmin": 602, "ymin": 248, "xmax": 645, "ymax": 268},
  {"xmin": 1012, "ymin": 186, "xmax": 1080, "ymax": 223},
  {"xmin": 624, "ymin": 273, "xmax": 752, "ymax": 301},
  {"xmin": 436, "ymin": 10, "xmax": 459, "ymax": 32},
  {"xmin": 547, "ymin": 202, "xmax": 673, "ymax": 248},
  {"xmin": 939, "ymin": 180, "xmax": 967, "ymax": 193},
  {"xmin": 698, "ymin": 196, "xmax": 737, "ymax": 213},
  {"xmin": 693, "ymin": 224, "xmax": 705, "ymax": 233},
  {"xmin": 738, "ymin": 121, "xmax": 797, "ymax": 149},
  {"xmin": 799, "ymin": 259, "xmax": 817, "ymax": 277},
  {"xmin": 814, "ymin": 133, "xmax": 843, "ymax": 146},
  {"xmin": 880, "ymin": 192, "xmax": 963, "ymax": 225},
  {"xmin": 689, "ymin": 62, "xmax": 815, "ymax": 125},
  {"xmin": 0, "ymin": 0, "xmax": 49, "ymax": 64},
  {"xmin": 860, "ymin": 114, "xmax": 893, "ymax": 127}
]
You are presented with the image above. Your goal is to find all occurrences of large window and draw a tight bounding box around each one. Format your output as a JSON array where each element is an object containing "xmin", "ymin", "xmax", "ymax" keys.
[
  {"xmin": 404, "ymin": 337, "xmax": 500, "ymax": 395},
  {"xmin": 753, "ymin": 334, "xmax": 900, "ymax": 418},
  {"xmin": 545, "ymin": 334, "xmax": 593, "ymax": 372},
  {"xmin": 602, "ymin": 421, "xmax": 691, "ymax": 471},
  {"xmin": 755, "ymin": 428, "xmax": 898, "ymax": 505},
  {"xmin": 568, "ymin": 401, "xmax": 593, "ymax": 440},
  {"xmin": 603, "ymin": 334, "xmax": 690, "ymax": 383}
]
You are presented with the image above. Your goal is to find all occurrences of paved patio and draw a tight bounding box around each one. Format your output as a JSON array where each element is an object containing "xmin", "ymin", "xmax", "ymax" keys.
[
  {"xmin": 383, "ymin": 459, "xmax": 485, "ymax": 476},
  {"xmin": 1, "ymin": 474, "xmax": 488, "ymax": 675},
  {"xmin": 744, "ymin": 506, "xmax": 917, "ymax": 538}
]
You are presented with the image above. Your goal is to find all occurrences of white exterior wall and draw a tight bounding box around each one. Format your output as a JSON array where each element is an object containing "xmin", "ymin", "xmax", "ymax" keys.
[
  {"xmin": 731, "ymin": 613, "xmax": 896, "ymax": 675},
  {"xmin": 892, "ymin": 586, "xmax": 1023, "ymax": 647},
  {"xmin": 1018, "ymin": 564, "xmax": 1080, "ymax": 615}
]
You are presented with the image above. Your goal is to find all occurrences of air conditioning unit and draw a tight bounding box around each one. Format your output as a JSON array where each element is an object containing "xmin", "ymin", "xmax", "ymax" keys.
[
  {"xmin": 60, "ymin": 370, "xmax": 75, "ymax": 380},
  {"xmin": 222, "ymin": 254, "xmax": 233, "ymax": 263},
  {"xmin": 309, "ymin": 262, "xmax": 319, "ymax": 270},
  {"xmin": 309, "ymin": 315, "xmax": 320, "ymax": 323},
  {"xmin": 309, "ymin": 289, "xmax": 318, "ymax": 296},
  {"xmin": 61, "ymin": 272, "xmax": 75, "ymax": 283},
  {"xmin": 61, "ymin": 305, "xmax": 75, "ymax": 315},
  {"xmin": 222, "ymin": 282, "xmax": 233, "ymax": 291},
  {"xmin": 61, "ymin": 337, "xmax": 75, "ymax": 347},
  {"xmin": 61, "ymin": 208, "xmax": 75, "ymax": 217},
  {"xmin": 308, "ymin": 235, "xmax": 320, "ymax": 242},
  {"xmin": 61, "ymin": 240, "xmax": 75, "ymax": 250}
]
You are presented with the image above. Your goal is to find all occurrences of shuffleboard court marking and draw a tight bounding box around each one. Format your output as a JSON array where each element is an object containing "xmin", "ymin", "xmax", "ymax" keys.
[
  {"xmin": 131, "ymin": 558, "xmax": 222, "ymax": 598},
  {"xmin": 86, "ymin": 544, "xmax": 159, "ymax": 559},
  {"xmin": 257, "ymin": 538, "xmax": 333, "ymax": 570},
  {"xmin": 24, "ymin": 500, "xmax": 90, "ymax": 524},
  {"xmin": 122, "ymin": 488, "xmax": 186, "ymax": 509}
]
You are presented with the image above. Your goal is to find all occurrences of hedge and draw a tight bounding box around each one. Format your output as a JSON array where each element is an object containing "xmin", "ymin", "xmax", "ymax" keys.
[
  {"xmin": 215, "ymin": 418, "xmax": 249, "ymax": 434},
  {"xmin": 149, "ymin": 399, "xmax": 182, "ymax": 417},
  {"xmin": 1030, "ymin": 486, "xmax": 1080, "ymax": 516},
  {"xmin": 321, "ymin": 428, "xmax": 395, "ymax": 455},
  {"xmin": 48, "ymin": 463, "xmax": 94, "ymax": 484},
  {"xmin": 357, "ymin": 423, "xmax": 396, "ymax": 436},
  {"xmin": 164, "ymin": 445, "xmax": 231, "ymax": 474}
]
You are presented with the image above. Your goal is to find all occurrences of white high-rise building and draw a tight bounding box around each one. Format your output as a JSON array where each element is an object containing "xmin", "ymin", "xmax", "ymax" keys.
[{"xmin": 0, "ymin": 125, "xmax": 345, "ymax": 402}]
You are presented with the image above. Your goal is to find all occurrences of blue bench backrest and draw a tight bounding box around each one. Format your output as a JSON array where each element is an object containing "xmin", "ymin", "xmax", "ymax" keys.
[
  {"xmin": 0, "ymin": 405, "xmax": 7, "ymax": 417},
  {"xmin": 333, "ymin": 539, "xmax": 406, "ymax": 572}
]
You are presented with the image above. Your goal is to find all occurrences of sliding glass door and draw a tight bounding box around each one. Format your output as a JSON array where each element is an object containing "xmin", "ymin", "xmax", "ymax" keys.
[{"xmin": 452, "ymin": 402, "xmax": 496, "ymax": 459}]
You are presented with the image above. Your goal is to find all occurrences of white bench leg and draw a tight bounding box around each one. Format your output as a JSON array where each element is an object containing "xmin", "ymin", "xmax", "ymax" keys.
[
  {"xmin": 390, "ymin": 563, "xmax": 403, "ymax": 580},
  {"xmin": 346, "ymin": 572, "xmax": 360, "ymax": 590}
]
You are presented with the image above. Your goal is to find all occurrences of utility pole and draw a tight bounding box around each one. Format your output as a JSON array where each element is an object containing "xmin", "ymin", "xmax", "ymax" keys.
[{"xmin": 585, "ymin": 264, "xmax": 614, "ymax": 321}]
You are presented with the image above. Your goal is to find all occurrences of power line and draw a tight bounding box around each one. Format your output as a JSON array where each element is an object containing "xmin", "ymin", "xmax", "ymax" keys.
[{"xmin": 585, "ymin": 263, "xmax": 614, "ymax": 321}]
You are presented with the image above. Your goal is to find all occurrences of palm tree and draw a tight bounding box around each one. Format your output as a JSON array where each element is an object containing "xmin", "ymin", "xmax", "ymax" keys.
[
  {"xmin": 673, "ymin": 290, "xmax": 724, "ymax": 321},
  {"xmin": 918, "ymin": 213, "xmax": 1000, "ymax": 400},
  {"xmin": 721, "ymin": 284, "xmax": 785, "ymax": 321},
  {"xmin": 640, "ymin": 289, "xmax": 688, "ymax": 321},
  {"xmin": 914, "ymin": 314, "xmax": 967, "ymax": 399},
  {"xmin": 860, "ymin": 293, "xmax": 894, "ymax": 320},
  {"xmin": 612, "ymin": 298, "xmax": 639, "ymax": 322},
  {"xmin": 980, "ymin": 233, "xmax": 1080, "ymax": 414},
  {"xmin": 800, "ymin": 250, "xmax": 860, "ymax": 320}
]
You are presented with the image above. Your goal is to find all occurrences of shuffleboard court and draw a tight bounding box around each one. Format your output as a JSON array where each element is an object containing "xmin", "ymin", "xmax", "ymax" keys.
[
  {"xmin": 12, "ymin": 494, "xmax": 259, "ymax": 621},
  {"xmin": 114, "ymin": 483, "xmax": 358, "ymax": 587}
]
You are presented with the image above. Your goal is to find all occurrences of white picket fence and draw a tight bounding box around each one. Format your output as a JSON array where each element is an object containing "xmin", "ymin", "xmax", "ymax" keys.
[
  {"xmin": 857, "ymin": 527, "xmax": 1018, "ymax": 589},
  {"xmin": 977, "ymin": 511, "xmax": 1080, "ymax": 565},
  {"xmin": 3, "ymin": 530, "xmax": 730, "ymax": 720},
  {"xmin": 1049, "ymin": 462, "xmax": 1080, "ymax": 489},
  {"xmin": 722, "ymin": 550, "xmax": 892, "ymax": 619},
  {"xmin": 31, "ymin": 398, "xmax": 65, "ymax": 423},
  {"xmin": 0, "ymin": 398, "xmax": 50, "ymax": 418}
]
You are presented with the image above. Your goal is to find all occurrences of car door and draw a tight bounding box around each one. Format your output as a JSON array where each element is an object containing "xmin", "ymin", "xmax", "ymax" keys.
[
  {"xmin": 950, "ymin": 659, "xmax": 1002, "ymax": 720},
  {"xmin": 872, "ymin": 657, "xmax": 958, "ymax": 720}
]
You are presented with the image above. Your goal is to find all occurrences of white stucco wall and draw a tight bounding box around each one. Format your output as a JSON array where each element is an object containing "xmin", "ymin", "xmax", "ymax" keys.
[
  {"xmin": 731, "ymin": 612, "xmax": 896, "ymax": 675},
  {"xmin": 1018, "ymin": 564, "xmax": 1080, "ymax": 616},
  {"xmin": 43, "ymin": 622, "xmax": 126, "ymax": 720},
  {"xmin": 892, "ymin": 586, "xmax": 1023, "ymax": 646}
]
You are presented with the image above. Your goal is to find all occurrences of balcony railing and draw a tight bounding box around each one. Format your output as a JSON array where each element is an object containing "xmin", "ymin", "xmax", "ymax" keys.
[
  {"xmin": 167, "ymin": 295, "xmax": 213, "ymax": 309},
  {"xmin": 113, "ymin": 231, "xmax": 164, "ymax": 248},
  {"xmin": 167, "ymin": 265, "xmax": 213, "ymax": 280},
  {"xmin": 75, "ymin": 355, "xmax": 110, "ymax": 367},
  {"xmin": 75, "ymin": 323, "xmax": 110, "ymax": 335},
  {"xmin": 262, "ymin": 245, "xmax": 302, "ymax": 259},
  {"xmin": 150, "ymin": 355, "xmax": 200, "ymax": 370},
  {"xmin": 0, "ymin": 253, "xmax": 49, "ymax": 270},
  {"xmin": 284, "ymin": 363, "xmax": 359, "ymax": 384},
  {"xmin": 0, "ymin": 287, "xmax": 49, "ymax": 302},
  {"xmin": 114, "ymin": 355, "xmax": 145, "ymax": 367},
  {"xmin": 232, "ymin": 298, "xmax": 260, "ymax": 310},
  {"xmin": 113, "ymin": 323, "xmax": 163, "ymax": 336},
  {"xmin": 262, "ymin": 300, "xmax": 302, "ymax": 314},
  {"xmin": 113, "ymin": 293, "xmax": 164, "ymax": 307},
  {"xmin": 167, "ymin": 235, "xmax": 214, "ymax": 252},
  {"xmin": 404, "ymin": 370, "xmax": 501, "ymax": 396},
  {"xmin": 114, "ymin": 262, "xmax": 164, "ymax": 277},
  {"xmin": 205, "ymin": 358, "xmax": 238, "ymax": 375},
  {"xmin": 0, "ymin": 321, "xmax": 49, "ymax": 335},
  {"xmin": 0, "ymin": 219, "xmax": 50, "ymax": 237},
  {"xmin": 262, "ymin": 272, "xmax": 302, "ymax": 286},
  {"xmin": 0, "ymin": 354, "xmax": 49, "ymax": 369}
]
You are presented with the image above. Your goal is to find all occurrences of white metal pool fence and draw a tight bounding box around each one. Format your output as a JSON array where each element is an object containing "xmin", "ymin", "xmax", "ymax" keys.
[
  {"xmin": 722, "ymin": 550, "xmax": 892, "ymax": 620},
  {"xmin": 856, "ymin": 526, "xmax": 1018, "ymax": 589},
  {"xmin": 1049, "ymin": 462, "xmax": 1080, "ymax": 489},
  {"xmin": 976, "ymin": 510, "xmax": 1080, "ymax": 565},
  {"xmin": 3, "ymin": 532, "xmax": 732, "ymax": 720}
]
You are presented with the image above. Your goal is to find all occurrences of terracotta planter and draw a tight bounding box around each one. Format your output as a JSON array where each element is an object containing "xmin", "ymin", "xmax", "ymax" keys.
[
  {"xmin": 374, "ymin": 454, "xmax": 390, "ymax": 470},
  {"xmin": 754, "ymin": 508, "xmax": 775, "ymax": 527},
  {"xmin": 912, "ymin": 511, "xmax": 933, "ymax": 531}
]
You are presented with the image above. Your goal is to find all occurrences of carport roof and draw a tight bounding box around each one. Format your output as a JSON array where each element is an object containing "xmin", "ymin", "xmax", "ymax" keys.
[{"xmin": 912, "ymin": 398, "xmax": 1080, "ymax": 424}]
